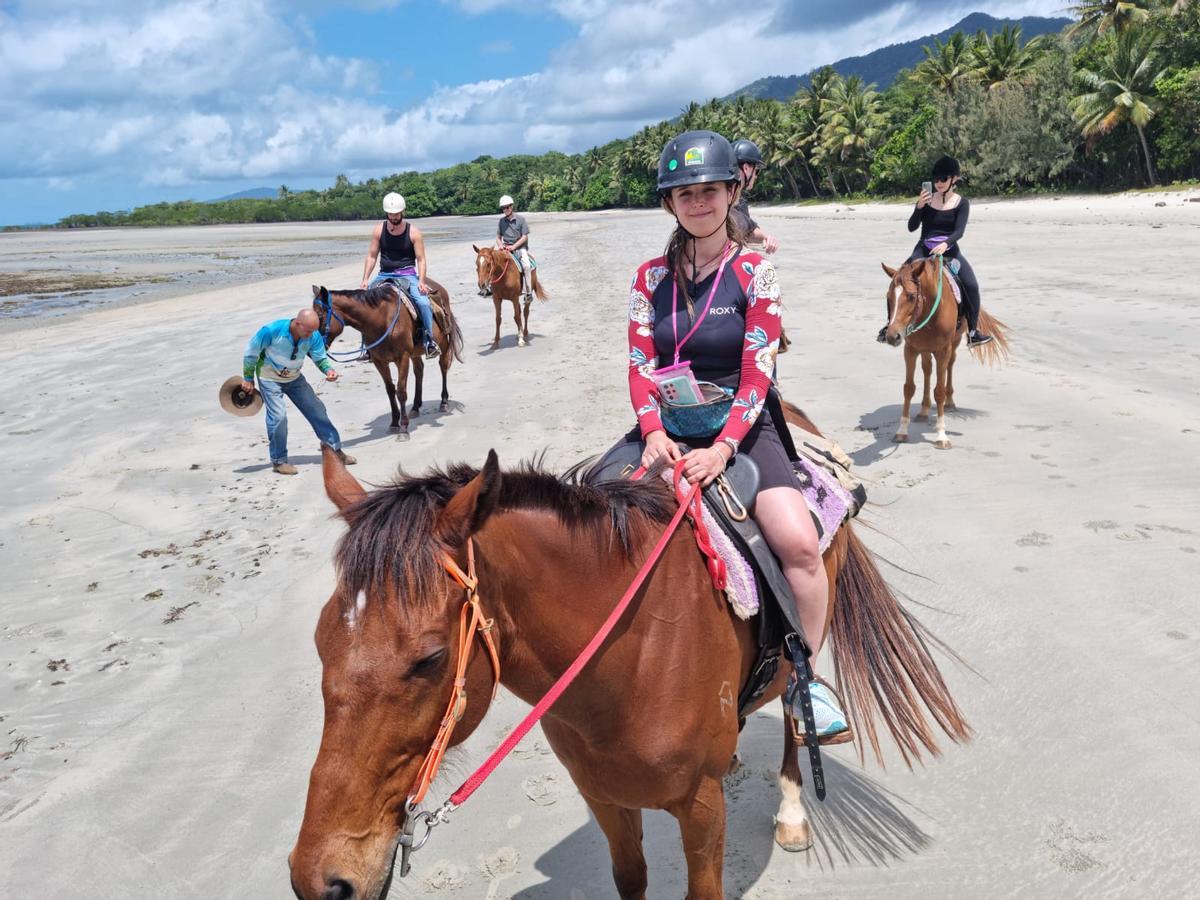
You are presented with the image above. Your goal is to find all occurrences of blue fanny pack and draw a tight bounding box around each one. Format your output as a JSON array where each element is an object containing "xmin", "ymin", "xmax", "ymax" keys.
[{"xmin": 660, "ymin": 385, "xmax": 736, "ymax": 438}]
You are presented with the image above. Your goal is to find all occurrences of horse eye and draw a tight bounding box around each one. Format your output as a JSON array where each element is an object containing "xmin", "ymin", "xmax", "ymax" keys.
[{"xmin": 409, "ymin": 648, "xmax": 447, "ymax": 678}]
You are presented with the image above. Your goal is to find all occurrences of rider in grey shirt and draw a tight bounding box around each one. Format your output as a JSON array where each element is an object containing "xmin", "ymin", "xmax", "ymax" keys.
[{"xmin": 495, "ymin": 194, "xmax": 532, "ymax": 298}]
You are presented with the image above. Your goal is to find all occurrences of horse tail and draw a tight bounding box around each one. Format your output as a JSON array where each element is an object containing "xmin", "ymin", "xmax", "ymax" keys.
[
  {"xmin": 970, "ymin": 309, "xmax": 1011, "ymax": 366},
  {"xmin": 532, "ymin": 270, "xmax": 548, "ymax": 301},
  {"xmin": 830, "ymin": 527, "xmax": 973, "ymax": 767},
  {"xmin": 448, "ymin": 309, "xmax": 465, "ymax": 363}
]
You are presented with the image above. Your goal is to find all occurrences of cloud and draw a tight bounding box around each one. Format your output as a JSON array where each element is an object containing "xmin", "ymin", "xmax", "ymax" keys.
[{"xmin": 0, "ymin": 0, "xmax": 1068, "ymax": 220}]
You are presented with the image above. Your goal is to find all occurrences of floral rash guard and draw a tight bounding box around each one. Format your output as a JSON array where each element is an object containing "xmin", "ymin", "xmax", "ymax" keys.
[{"xmin": 627, "ymin": 249, "xmax": 782, "ymax": 451}]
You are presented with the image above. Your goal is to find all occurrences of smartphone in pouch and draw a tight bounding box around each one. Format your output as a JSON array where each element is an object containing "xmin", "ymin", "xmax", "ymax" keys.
[
  {"xmin": 651, "ymin": 361, "xmax": 704, "ymax": 405},
  {"xmin": 922, "ymin": 180, "xmax": 933, "ymax": 197}
]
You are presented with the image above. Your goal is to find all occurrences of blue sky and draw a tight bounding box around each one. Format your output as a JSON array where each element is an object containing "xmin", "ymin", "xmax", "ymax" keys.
[{"xmin": 0, "ymin": 0, "xmax": 1063, "ymax": 225}]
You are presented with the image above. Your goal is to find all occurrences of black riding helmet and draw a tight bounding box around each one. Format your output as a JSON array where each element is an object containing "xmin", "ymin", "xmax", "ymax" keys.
[
  {"xmin": 657, "ymin": 130, "xmax": 740, "ymax": 195},
  {"xmin": 931, "ymin": 155, "xmax": 961, "ymax": 179},
  {"xmin": 732, "ymin": 138, "xmax": 765, "ymax": 169}
]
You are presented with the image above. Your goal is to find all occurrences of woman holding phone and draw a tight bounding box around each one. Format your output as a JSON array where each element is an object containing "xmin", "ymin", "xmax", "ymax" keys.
[
  {"xmin": 622, "ymin": 129, "xmax": 848, "ymax": 740},
  {"xmin": 877, "ymin": 155, "xmax": 992, "ymax": 347}
]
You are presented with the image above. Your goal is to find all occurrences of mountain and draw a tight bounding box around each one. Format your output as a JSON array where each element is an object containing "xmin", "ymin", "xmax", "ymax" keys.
[
  {"xmin": 206, "ymin": 187, "xmax": 278, "ymax": 202},
  {"xmin": 726, "ymin": 12, "xmax": 1072, "ymax": 101}
]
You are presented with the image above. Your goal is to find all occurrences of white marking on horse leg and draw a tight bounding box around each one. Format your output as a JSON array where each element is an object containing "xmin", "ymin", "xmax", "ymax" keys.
[
  {"xmin": 896, "ymin": 416, "xmax": 909, "ymax": 437},
  {"xmin": 936, "ymin": 414, "xmax": 947, "ymax": 443},
  {"xmin": 773, "ymin": 773, "xmax": 812, "ymax": 851}
]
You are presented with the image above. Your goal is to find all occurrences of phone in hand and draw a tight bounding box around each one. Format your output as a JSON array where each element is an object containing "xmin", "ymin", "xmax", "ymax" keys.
[{"xmin": 921, "ymin": 180, "xmax": 933, "ymax": 197}]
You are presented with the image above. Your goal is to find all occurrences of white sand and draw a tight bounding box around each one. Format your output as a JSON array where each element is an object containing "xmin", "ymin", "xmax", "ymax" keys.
[{"xmin": 2, "ymin": 192, "xmax": 1199, "ymax": 897}]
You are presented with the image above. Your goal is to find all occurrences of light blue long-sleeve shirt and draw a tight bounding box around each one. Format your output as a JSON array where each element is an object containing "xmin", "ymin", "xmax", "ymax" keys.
[{"xmin": 243, "ymin": 319, "xmax": 333, "ymax": 383}]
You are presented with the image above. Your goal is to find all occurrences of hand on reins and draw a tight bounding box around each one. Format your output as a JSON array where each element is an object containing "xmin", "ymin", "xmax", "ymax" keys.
[
  {"xmin": 418, "ymin": 280, "xmax": 430, "ymax": 296},
  {"xmin": 930, "ymin": 242, "xmax": 949, "ymax": 256},
  {"xmin": 325, "ymin": 369, "xmax": 339, "ymax": 382},
  {"xmin": 641, "ymin": 429, "xmax": 682, "ymax": 469},
  {"xmin": 359, "ymin": 279, "xmax": 370, "ymax": 290},
  {"xmin": 681, "ymin": 445, "xmax": 731, "ymax": 488}
]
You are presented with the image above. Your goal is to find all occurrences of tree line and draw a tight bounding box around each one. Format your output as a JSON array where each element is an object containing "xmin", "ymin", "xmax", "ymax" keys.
[{"xmin": 56, "ymin": 1, "xmax": 1199, "ymax": 228}]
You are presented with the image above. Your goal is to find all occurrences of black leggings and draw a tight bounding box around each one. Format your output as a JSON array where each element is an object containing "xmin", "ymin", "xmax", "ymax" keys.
[{"xmin": 901, "ymin": 244, "xmax": 981, "ymax": 332}]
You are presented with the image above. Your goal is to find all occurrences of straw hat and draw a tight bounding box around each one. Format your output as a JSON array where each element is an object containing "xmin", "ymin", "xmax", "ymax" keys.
[{"xmin": 219, "ymin": 375, "xmax": 263, "ymax": 417}]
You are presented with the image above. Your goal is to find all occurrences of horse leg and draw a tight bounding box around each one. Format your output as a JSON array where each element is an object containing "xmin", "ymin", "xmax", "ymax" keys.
[
  {"xmin": 522, "ymin": 297, "xmax": 532, "ymax": 344},
  {"xmin": 411, "ymin": 356, "xmax": 424, "ymax": 417},
  {"xmin": 670, "ymin": 775, "xmax": 726, "ymax": 900},
  {"xmin": 513, "ymin": 296, "xmax": 525, "ymax": 347},
  {"xmin": 492, "ymin": 298, "xmax": 502, "ymax": 348},
  {"xmin": 373, "ymin": 359, "xmax": 400, "ymax": 429},
  {"xmin": 775, "ymin": 704, "xmax": 812, "ymax": 851},
  {"xmin": 893, "ymin": 343, "xmax": 918, "ymax": 442},
  {"xmin": 584, "ymin": 798, "xmax": 648, "ymax": 900},
  {"xmin": 945, "ymin": 341, "xmax": 958, "ymax": 411},
  {"xmin": 916, "ymin": 352, "xmax": 933, "ymax": 422},
  {"xmin": 439, "ymin": 352, "xmax": 450, "ymax": 412},
  {"xmin": 396, "ymin": 353, "xmax": 411, "ymax": 436},
  {"xmin": 933, "ymin": 349, "xmax": 951, "ymax": 449}
]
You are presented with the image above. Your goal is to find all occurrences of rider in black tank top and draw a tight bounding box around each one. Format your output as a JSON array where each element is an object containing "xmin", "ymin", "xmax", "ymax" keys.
[{"xmin": 379, "ymin": 220, "xmax": 416, "ymax": 273}]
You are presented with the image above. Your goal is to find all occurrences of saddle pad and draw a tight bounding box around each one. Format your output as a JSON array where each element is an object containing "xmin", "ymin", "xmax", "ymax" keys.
[
  {"xmin": 509, "ymin": 251, "xmax": 537, "ymax": 271},
  {"xmin": 792, "ymin": 457, "xmax": 854, "ymax": 555}
]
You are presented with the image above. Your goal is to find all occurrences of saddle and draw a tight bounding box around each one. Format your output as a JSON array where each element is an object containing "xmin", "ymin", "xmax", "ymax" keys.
[
  {"xmin": 509, "ymin": 251, "xmax": 537, "ymax": 272},
  {"xmin": 383, "ymin": 279, "xmax": 452, "ymax": 336}
]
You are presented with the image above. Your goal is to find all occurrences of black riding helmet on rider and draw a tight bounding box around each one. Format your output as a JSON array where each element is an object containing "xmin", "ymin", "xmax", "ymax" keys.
[{"xmin": 657, "ymin": 130, "xmax": 744, "ymax": 287}]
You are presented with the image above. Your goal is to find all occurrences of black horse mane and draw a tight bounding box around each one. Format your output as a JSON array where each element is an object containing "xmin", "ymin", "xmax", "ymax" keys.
[
  {"xmin": 333, "ymin": 458, "xmax": 674, "ymax": 610},
  {"xmin": 328, "ymin": 284, "xmax": 397, "ymax": 307}
]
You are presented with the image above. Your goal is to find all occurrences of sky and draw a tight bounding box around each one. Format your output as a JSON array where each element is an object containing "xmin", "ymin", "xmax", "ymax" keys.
[{"xmin": 0, "ymin": 0, "xmax": 1067, "ymax": 225}]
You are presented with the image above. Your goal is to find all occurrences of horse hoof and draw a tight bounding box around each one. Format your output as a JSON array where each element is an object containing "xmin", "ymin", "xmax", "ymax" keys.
[
  {"xmin": 892, "ymin": 433, "xmax": 908, "ymax": 443},
  {"xmin": 727, "ymin": 752, "xmax": 742, "ymax": 776},
  {"xmin": 935, "ymin": 439, "xmax": 952, "ymax": 450},
  {"xmin": 410, "ymin": 408, "xmax": 420, "ymax": 418},
  {"xmin": 774, "ymin": 819, "xmax": 812, "ymax": 853},
  {"xmin": 396, "ymin": 432, "xmax": 410, "ymax": 442},
  {"xmin": 518, "ymin": 339, "xmax": 526, "ymax": 347}
]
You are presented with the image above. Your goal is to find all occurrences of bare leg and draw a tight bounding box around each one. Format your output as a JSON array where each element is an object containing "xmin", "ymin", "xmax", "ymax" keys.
[
  {"xmin": 894, "ymin": 343, "xmax": 918, "ymax": 442},
  {"xmin": 755, "ymin": 487, "xmax": 830, "ymax": 656},
  {"xmin": 585, "ymin": 799, "xmax": 648, "ymax": 900},
  {"xmin": 669, "ymin": 775, "xmax": 726, "ymax": 900}
]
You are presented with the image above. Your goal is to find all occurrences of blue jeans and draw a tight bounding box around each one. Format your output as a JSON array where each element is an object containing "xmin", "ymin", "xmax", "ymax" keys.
[
  {"xmin": 373, "ymin": 273, "xmax": 434, "ymax": 344},
  {"xmin": 258, "ymin": 375, "xmax": 342, "ymax": 464}
]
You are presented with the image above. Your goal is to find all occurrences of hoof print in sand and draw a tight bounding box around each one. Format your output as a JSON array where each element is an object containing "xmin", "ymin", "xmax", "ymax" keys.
[
  {"xmin": 521, "ymin": 773, "xmax": 561, "ymax": 806},
  {"xmin": 1016, "ymin": 531, "xmax": 1051, "ymax": 547}
]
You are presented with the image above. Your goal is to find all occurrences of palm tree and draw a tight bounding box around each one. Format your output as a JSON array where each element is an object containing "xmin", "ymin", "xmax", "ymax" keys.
[
  {"xmin": 1072, "ymin": 28, "xmax": 1167, "ymax": 184},
  {"xmin": 971, "ymin": 25, "xmax": 1045, "ymax": 89},
  {"xmin": 785, "ymin": 94, "xmax": 823, "ymax": 196},
  {"xmin": 1068, "ymin": 1, "xmax": 1154, "ymax": 40},
  {"xmin": 914, "ymin": 31, "xmax": 973, "ymax": 94},
  {"xmin": 820, "ymin": 76, "xmax": 886, "ymax": 192}
]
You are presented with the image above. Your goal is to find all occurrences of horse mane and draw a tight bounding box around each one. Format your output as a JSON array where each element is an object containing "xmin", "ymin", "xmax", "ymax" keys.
[
  {"xmin": 333, "ymin": 459, "xmax": 674, "ymax": 610},
  {"xmin": 329, "ymin": 284, "xmax": 397, "ymax": 307}
]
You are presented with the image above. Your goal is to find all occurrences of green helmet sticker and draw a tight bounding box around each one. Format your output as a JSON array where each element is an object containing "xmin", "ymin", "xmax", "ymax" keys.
[
  {"xmin": 668, "ymin": 159, "xmax": 678, "ymax": 171},
  {"xmin": 684, "ymin": 146, "xmax": 704, "ymax": 166}
]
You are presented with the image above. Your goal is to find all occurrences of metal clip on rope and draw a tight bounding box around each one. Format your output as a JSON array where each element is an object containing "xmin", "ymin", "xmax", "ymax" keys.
[{"xmin": 398, "ymin": 800, "xmax": 457, "ymax": 877}]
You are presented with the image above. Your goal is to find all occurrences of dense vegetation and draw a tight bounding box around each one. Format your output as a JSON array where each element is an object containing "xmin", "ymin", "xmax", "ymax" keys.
[{"xmin": 57, "ymin": 1, "xmax": 1200, "ymax": 228}]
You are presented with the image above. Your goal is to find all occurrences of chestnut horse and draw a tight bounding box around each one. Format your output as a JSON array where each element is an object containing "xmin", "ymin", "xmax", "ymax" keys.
[
  {"xmin": 881, "ymin": 258, "xmax": 1010, "ymax": 449},
  {"xmin": 290, "ymin": 410, "xmax": 970, "ymax": 899},
  {"xmin": 473, "ymin": 245, "xmax": 547, "ymax": 348},
  {"xmin": 312, "ymin": 282, "xmax": 463, "ymax": 436}
]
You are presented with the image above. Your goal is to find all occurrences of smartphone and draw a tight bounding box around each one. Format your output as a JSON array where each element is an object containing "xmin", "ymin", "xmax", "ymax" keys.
[
  {"xmin": 921, "ymin": 180, "xmax": 933, "ymax": 197},
  {"xmin": 657, "ymin": 374, "xmax": 703, "ymax": 405}
]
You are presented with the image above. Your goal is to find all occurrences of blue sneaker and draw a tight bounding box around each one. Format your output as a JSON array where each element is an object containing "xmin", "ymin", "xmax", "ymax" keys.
[{"xmin": 788, "ymin": 676, "xmax": 852, "ymax": 745}]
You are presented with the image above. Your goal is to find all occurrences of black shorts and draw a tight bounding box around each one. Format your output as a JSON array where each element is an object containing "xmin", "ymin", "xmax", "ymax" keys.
[{"xmin": 620, "ymin": 408, "xmax": 798, "ymax": 492}]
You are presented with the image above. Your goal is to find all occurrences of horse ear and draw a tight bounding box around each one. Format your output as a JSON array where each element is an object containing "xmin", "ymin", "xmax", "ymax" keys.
[
  {"xmin": 910, "ymin": 259, "xmax": 926, "ymax": 277},
  {"xmin": 881, "ymin": 263, "xmax": 897, "ymax": 278},
  {"xmin": 472, "ymin": 244, "xmax": 481, "ymax": 253},
  {"xmin": 436, "ymin": 450, "xmax": 501, "ymax": 547},
  {"xmin": 312, "ymin": 285, "xmax": 321, "ymax": 298},
  {"xmin": 323, "ymin": 446, "xmax": 366, "ymax": 512}
]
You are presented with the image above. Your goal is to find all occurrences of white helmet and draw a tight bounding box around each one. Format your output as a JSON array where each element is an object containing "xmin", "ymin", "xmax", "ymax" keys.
[
  {"xmin": 498, "ymin": 194, "xmax": 514, "ymax": 209},
  {"xmin": 382, "ymin": 192, "xmax": 406, "ymax": 214}
]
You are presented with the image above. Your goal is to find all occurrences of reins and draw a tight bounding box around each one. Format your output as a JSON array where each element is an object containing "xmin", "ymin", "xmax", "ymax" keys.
[
  {"xmin": 318, "ymin": 288, "xmax": 408, "ymax": 363},
  {"xmin": 904, "ymin": 254, "xmax": 944, "ymax": 337},
  {"xmin": 486, "ymin": 252, "xmax": 512, "ymax": 285},
  {"xmin": 398, "ymin": 459, "xmax": 707, "ymax": 876}
]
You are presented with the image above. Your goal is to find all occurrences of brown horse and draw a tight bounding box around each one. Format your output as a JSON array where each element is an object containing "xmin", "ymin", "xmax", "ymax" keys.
[
  {"xmin": 473, "ymin": 245, "xmax": 547, "ymax": 348},
  {"xmin": 289, "ymin": 410, "xmax": 970, "ymax": 900},
  {"xmin": 312, "ymin": 282, "xmax": 463, "ymax": 436},
  {"xmin": 881, "ymin": 258, "xmax": 1010, "ymax": 449}
]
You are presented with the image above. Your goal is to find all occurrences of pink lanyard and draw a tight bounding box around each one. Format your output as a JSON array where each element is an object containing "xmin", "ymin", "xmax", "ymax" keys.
[{"xmin": 671, "ymin": 243, "xmax": 733, "ymax": 366}]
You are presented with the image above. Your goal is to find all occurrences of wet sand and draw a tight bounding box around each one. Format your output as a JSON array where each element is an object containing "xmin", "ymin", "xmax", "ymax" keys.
[{"xmin": 2, "ymin": 194, "xmax": 1199, "ymax": 897}]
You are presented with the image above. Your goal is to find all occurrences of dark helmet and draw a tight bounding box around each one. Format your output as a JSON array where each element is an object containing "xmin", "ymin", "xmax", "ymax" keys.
[
  {"xmin": 657, "ymin": 130, "xmax": 739, "ymax": 195},
  {"xmin": 931, "ymin": 155, "xmax": 961, "ymax": 179},
  {"xmin": 732, "ymin": 138, "xmax": 765, "ymax": 169}
]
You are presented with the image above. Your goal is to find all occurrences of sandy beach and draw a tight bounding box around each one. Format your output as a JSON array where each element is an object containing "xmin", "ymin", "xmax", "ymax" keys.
[{"xmin": 2, "ymin": 193, "xmax": 1200, "ymax": 897}]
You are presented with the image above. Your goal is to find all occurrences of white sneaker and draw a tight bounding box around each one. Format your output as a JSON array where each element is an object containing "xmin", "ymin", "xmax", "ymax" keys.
[{"xmin": 788, "ymin": 676, "xmax": 850, "ymax": 741}]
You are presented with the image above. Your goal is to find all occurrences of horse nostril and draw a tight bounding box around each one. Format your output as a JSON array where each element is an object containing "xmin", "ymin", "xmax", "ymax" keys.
[{"xmin": 323, "ymin": 878, "xmax": 356, "ymax": 900}]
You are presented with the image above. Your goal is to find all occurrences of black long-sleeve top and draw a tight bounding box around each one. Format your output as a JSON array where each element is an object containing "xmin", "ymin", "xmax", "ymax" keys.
[{"xmin": 907, "ymin": 197, "xmax": 970, "ymax": 250}]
